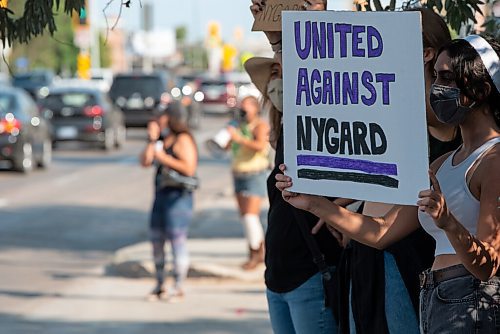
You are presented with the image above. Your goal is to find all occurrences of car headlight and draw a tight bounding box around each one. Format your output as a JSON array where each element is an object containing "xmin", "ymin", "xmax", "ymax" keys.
[
  {"xmin": 194, "ymin": 91, "xmax": 204, "ymax": 102},
  {"xmin": 39, "ymin": 86, "xmax": 50, "ymax": 98},
  {"xmin": 116, "ymin": 96, "xmax": 127, "ymax": 107},
  {"xmin": 144, "ymin": 97, "xmax": 155, "ymax": 108},
  {"xmin": 171, "ymin": 87, "xmax": 182, "ymax": 98},
  {"xmin": 182, "ymin": 85, "xmax": 193, "ymax": 96}
]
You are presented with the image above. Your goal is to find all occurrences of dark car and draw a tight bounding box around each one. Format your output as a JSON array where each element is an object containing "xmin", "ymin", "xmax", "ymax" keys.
[
  {"xmin": 0, "ymin": 87, "xmax": 52, "ymax": 173},
  {"xmin": 40, "ymin": 87, "xmax": 126, "ymax": 150},
  {"xmin": 198, "ymin": 76, "xmax": 237, "ymax": 114},
  {"xmin": 109, "ymin": 72, "xmax": 172, "ymax": 127},
  {"xmin": 12, "ymin": 70, "xmax": 54, "ymax": 100}
]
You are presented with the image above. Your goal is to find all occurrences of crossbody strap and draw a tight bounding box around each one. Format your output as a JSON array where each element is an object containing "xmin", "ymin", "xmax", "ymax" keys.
[{"xmin": 291, "ymin": 209, "xmax": 333, "ymax": 306}]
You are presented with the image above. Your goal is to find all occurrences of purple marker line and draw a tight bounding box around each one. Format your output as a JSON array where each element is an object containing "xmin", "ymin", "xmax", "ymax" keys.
[{"xmin": 297, "ymin": 154, "xmax": 398, "ymax": 176}]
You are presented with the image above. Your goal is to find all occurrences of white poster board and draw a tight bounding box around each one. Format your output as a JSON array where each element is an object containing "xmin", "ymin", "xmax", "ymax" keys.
[{"xmin": 282, "ymin": 11, "xmax": 429, "ymax": 205}]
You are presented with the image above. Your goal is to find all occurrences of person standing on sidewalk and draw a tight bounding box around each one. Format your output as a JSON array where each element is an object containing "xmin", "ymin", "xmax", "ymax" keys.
[
  {"xmin": 140, "ymin": 101, "xmax": 198, "ymax": 301},
  {"xmin": 248, "ymin": 1, "xmax": 338, "ymax": 333},
  {"xmin": 245, "ymin": 58, "xmax": 339, "ymax": 334},
  {"xmin": 227, "ymin": 96, "xmax": 270, "ymax": 270}
]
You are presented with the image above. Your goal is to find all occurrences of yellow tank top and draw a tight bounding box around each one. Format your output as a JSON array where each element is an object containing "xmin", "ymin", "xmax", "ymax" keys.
[{"xmin": 231, "ymin": 121, "xmax": 270, "ymax": 173}]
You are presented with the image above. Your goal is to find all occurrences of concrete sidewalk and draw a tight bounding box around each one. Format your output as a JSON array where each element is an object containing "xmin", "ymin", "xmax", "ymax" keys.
[{"xmin": 107, "ymin": 238, "xmax": 265, "ymax": 282}]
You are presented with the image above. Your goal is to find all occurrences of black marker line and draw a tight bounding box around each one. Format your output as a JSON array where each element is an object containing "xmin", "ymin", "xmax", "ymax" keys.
[{"xmin": 298, "ymin": 168, "xmax": 399, "ymax": 188}]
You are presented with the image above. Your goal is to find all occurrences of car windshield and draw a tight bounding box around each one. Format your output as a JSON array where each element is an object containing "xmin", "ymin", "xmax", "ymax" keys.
[
  {"xmin": 42, "ymin": 93, "xmax": 97, "ymax": 109},
  {"xmin": 201, "ymin": 81, "xmax": 227, "ymax": 92},
  {"xmin": 0, "ymin": 94, "xmax": 18, "ymax": 117},
  {"xmin": 110, "ymin": 76, "xmax": 164, "ymax": 99},
  {"xmin": 13, "ymin": 73, "xmax": 50, "ymax": 85}
]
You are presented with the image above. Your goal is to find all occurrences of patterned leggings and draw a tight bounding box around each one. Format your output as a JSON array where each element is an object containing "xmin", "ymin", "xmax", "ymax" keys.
[{"xmin": 150, "ymin": 188, "xmax": 193, "ymax": 288}]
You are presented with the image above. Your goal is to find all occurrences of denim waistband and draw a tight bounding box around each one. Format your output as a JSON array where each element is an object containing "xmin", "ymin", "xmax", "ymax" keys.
[{"xmin": 419, "ymin": 264, "xmax": 472, "ymax": 289}]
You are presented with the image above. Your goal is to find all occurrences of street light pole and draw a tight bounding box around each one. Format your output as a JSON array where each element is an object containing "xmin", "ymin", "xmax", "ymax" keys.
[{"xmin": 89, "ymin": 0, "xmax": 101, "ymax": 70}]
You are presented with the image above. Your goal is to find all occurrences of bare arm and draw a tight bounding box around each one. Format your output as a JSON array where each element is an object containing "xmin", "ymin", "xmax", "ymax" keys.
[
  {"xmin": 229, "ymin": 121, "xmax": 270, "ymax": 152},
  {"xmin": 308, "ymin": 196, "xmax": 420, "ymax": 249},
  {"xmin": 140, "ymin": 142, "xmax": 156, "ymax": 167},
  {"xmin": 154, "ymin": 134, "xmax": 198, "ymax": 177},
  {"xmin": 276, "ymin": 164, "xmax": 420, "ymax": 249},
  {"xmin": 140, "ymin": 120, "xmax": 161, "ymax": 167},
  {"xmin": 419, "ymin": 148, "xmax": 500, "ymax": 281}
]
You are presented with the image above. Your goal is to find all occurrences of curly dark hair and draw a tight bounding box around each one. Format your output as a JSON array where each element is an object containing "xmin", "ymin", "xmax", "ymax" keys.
[{"xmin": 440, "ymin": 34, "xmax": 500, "ymax": 127}]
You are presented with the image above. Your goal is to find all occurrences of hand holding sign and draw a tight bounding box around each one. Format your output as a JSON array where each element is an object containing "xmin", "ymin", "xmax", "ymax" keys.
[
  {"xmin": 276, "ymin": 163, "xmax": 319, "ymax": 211},
  {"xmin": 251, "ymin": 0, "xmax": 304, "ymax": 31},
  {"xmin": 417, "ymin": 170, "xmax": 453, "ymax": 230}
]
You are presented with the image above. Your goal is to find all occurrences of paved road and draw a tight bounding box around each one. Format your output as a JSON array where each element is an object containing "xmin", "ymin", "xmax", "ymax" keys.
[{"xmin": 0, "ymin": 114, "xmax": 272, "ymax": 334}]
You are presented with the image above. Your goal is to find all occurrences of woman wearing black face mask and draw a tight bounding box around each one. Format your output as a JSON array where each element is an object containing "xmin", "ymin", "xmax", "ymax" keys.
[
  {"xmin": 227, "ymin": 95, "xmax": 270, "ymax": 270},
  {"xmin": 277, "ymin": 34, "xmax": 500, "ymax": 332}
]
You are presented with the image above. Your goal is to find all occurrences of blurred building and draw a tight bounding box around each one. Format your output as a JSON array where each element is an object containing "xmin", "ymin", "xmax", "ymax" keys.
[{"xmin": 106, "ymin": 28, "xmax": 129, "ymax": 73}]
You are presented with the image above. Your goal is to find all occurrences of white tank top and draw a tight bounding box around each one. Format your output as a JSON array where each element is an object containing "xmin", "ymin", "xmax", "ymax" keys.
[{"xmin": 418, "ymin": 137, "xmax": 500, "ymax": 256}]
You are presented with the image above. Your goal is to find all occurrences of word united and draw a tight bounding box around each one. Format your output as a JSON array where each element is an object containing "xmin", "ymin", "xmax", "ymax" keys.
[{"xmin": 293, "ymin": 20, "xmax": 399, "ymax": 188}]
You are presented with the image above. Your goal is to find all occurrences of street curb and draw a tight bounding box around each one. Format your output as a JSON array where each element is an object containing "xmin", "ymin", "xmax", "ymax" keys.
[{"xmin": 106, "ymin": 239, "xmax": 265, "ymax": 283}]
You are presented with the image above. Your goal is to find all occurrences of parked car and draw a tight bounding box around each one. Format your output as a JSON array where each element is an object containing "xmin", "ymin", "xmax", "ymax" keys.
[
  {"xmin": 228, "ymin": 71, "xmax": 261, "ymax": 100},
  {"xmin": 109, "ymin": 72, "xmax": 172, "ymax": 127},
  {"xmin": 40, "ymin": 87, "xmax": 126, "ymax": 150},
  {"xmin": 0, "ymin": 87, "xmax": 52, "ymax": 172},
  {"xmin": 198, "ymin": 75, "xmax": 237, "ymax": 114},
  {"xmin": 12, "ymin": 69, "xmax": 54, "ymax": 100}
]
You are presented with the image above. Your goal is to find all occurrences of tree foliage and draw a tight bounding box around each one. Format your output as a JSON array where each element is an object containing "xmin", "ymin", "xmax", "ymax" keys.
[
  {"xmin": 354, "ymin": 0, "xmax": 494, "ymax": 34},
  {"xmin": 9, "ymin": 1, "xmax": 79, "ymax": 74},
  {"xmin": 1, "ymin": 0, "xmax": 84, "ymax": 46}
]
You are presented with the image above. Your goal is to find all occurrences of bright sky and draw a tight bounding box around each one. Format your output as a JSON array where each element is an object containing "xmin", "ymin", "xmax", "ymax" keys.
[{"xmin": 92, "ymin": 0, "xmax": 359, "ymax": 42}]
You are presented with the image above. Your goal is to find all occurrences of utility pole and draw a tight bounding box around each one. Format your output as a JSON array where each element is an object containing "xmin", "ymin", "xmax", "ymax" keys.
[
  {"xmin": 89, "ymin": 0, "xmax": 101, "ymax": 70},
  {"xmin": 142, "ymin": 2, "xmax": 153, "ymax": 72}
]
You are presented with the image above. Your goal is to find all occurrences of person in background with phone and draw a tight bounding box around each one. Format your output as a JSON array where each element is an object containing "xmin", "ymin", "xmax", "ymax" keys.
[
  {"xmin": 227, "ymin": 95, "xmax": 270, "ymax": 270},
  {"xmin": 140, "ymin": 101, "xmax": 198, "ymax": 302}
]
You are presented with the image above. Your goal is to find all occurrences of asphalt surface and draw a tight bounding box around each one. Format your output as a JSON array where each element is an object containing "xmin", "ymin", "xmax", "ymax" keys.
[{"xmin": 0, "ymin": 113, "xmax": 272, "ymax": 334}]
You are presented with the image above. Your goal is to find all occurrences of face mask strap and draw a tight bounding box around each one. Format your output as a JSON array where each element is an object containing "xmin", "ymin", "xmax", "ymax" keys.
[{"xmin": 464, "ymin": 35, "xmax": 500, "ymax": 94}]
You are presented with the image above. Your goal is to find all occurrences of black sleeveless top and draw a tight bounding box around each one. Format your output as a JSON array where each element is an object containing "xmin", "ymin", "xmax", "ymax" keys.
[
  {"xmin": 265, "ymin": 128, "xmax": 342, "ymax": 292},
  {"xmin": 154, "ymin": 134, "xmax": 193, "ymax": 192}
]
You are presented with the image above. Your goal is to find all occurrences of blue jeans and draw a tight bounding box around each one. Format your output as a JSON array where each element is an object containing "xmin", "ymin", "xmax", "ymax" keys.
[
  {"xmin": 150, "ymin": 188, "xmax": 193, "ymax": 288},
  {"xmin": 266, "ymin": 272, "xmax": 337, "ymax": 334},
  {"xmin": 349, "ymin": 252, "xmax": 419, "ymax": 334},
  {"xmin": 384, "ymin": 252, "xmax": 419, "ymax": 333},
  {"xmin": 420, "ymin": 266, "xmax": 500, "ymax": 333},
  {"xmin": 233, "ymin": 170, "xmax": 268, "ymax": 197}
]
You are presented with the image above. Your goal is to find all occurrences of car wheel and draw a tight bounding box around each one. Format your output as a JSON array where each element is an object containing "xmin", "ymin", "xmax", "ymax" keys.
[
  {"xmin": 102, "ymin": 128, "xmax": 114, "ymax": 151},
  {"xmin": 14, "ymin": 142, "xmax": 34, "ymax": 173},
  {"xmin": 114, "ymin": 125, "xmax": 126, "ymax": 149},
  {"xmin": 38, "ymin": 139, "xmax": 52, "ymax": 168}
]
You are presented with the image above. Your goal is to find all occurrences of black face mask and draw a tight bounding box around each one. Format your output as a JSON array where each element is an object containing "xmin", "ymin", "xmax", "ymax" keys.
[
  {"xmin": 429, "ymin": 84, "xmax": 476, "ymax": 125},
  {"xmin": 238, "ymin": 108, "xmax": 247, "ymax": 122}
]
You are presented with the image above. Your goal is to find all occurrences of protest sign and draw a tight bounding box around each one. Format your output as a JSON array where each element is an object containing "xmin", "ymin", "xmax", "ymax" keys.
[
  {"xmin": 282, "ymin": 11, "xmax": 429, "ymax": 205},
  {"xmin": 252, "ymin": 0, "xmax": 303, "ymax": 31}
]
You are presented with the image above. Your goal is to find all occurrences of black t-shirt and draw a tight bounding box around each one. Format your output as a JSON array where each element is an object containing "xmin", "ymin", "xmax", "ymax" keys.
[
  {"xmin": 265, "ymin": 129, "xmax": 342, "ymax": 293},
  {"xmin": 337, "ymin": 130, "xmax": 462, "ymax": 334}
]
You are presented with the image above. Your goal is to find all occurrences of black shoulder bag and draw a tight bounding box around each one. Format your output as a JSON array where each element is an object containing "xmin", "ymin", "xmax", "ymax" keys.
[
  {"xmin": 158, "ymin": 168, "xmax": 199, "ymax": 191},
  {"xmin": 291, "ymin": 210, "xmax": 337, "ymax": 313}
]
